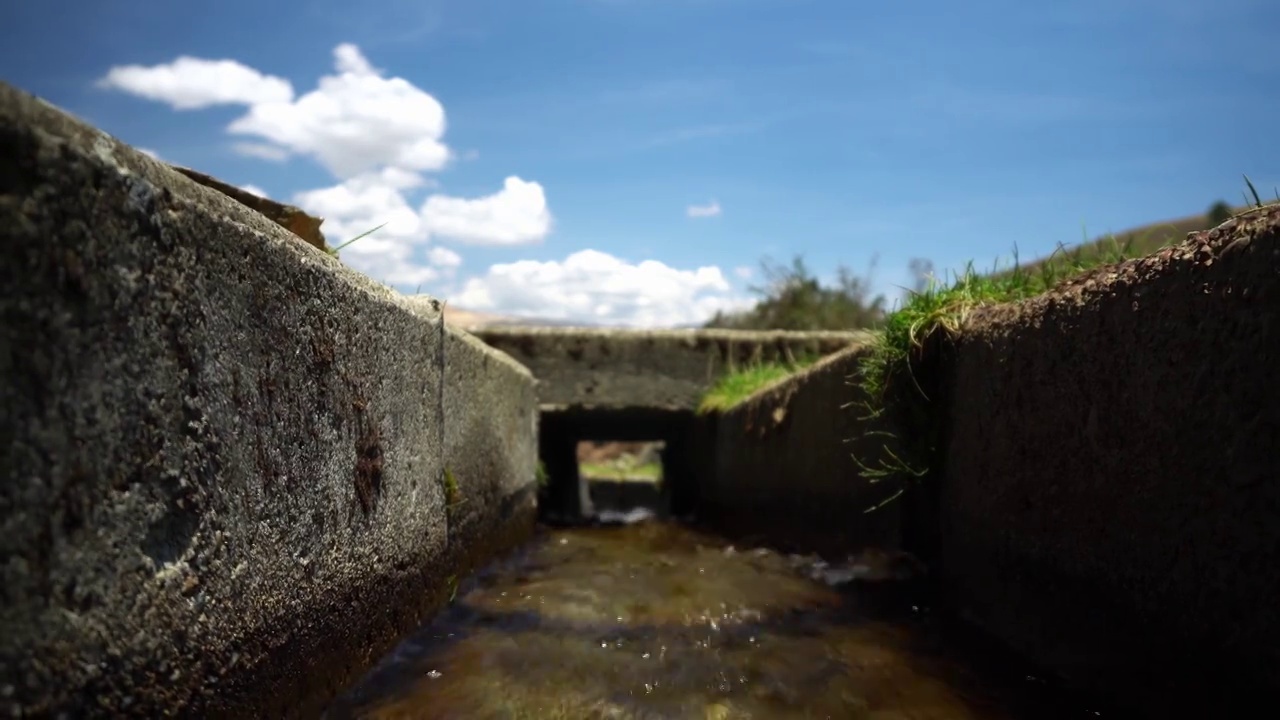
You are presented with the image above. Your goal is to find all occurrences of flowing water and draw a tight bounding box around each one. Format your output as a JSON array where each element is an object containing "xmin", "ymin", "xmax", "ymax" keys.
[{"xmin": 327, "ymin": 515, "xmax": 1103, "ymax": 719}]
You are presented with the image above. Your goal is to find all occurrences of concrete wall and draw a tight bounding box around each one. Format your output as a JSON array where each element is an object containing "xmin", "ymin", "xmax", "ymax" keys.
[
  {"xmin": 0, "ymin": 83, "xmax": 537, "ymax": 718},
  {"xmin": 439, "ymin": 327, "xmax": 539, "ymax": 571},
  {"xmin": 694, "ymin": 344, "xmax": 904, "ymax": 557},
  {"xmin": 935, "ymin": 206, "xmax": 1280, "ymax": 714},
  {"xmin": 690, "ymin": 209, "xmax": 1279, "ymax": 712},
  {"xmin": 473, "ymin": 327, "xmax": 866, "ymax": 410}
]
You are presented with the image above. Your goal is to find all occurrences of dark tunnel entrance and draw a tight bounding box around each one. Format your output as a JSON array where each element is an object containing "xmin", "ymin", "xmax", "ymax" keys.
[
  {"xmin": 578, "ymin": 439, "xmax": 665, "ymax": 518},
  {"xmin": 537, "ymin": 408, "xmax": 698, "ymax": 523}
]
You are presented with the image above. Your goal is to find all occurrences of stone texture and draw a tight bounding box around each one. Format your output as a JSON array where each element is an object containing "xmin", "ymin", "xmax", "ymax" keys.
[
  {"xmin": 937, "ymin": 204, "xmax": 1280, "ymax": 714},
  {"xmin": 0, "ymin": 82, "xmax": 536, "ymax": 717},
  {"xmin": 437, "ymin": 323, "xmax": 540, "ymax": 574}
]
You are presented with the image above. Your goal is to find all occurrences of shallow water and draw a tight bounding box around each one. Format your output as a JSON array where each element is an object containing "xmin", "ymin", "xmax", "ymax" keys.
[{"xmin": 327, "ymin": 518, "xmax": 1101, "ymax": 720}]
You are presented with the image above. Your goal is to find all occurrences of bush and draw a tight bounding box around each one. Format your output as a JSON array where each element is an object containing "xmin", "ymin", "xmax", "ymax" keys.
[
  {"xmin": 704, "ymin": 255, "xmax": 890, "ymax": 331},
  {"xmin": 1206, "ymin": 200, "xmax": 1233, "ymax": 227}
]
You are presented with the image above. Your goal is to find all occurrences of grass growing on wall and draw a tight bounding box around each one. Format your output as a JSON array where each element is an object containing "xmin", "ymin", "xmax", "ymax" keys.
[
  {"xmin": 327, "ymin": 222, "xmax": 388, "ymax": 257},
  {"xmin": 852, "ymin": 177, "xmax": 1280, "ymax": 507},
  {"xmin": 849, "ymin": 231, "xmax": 1172, "ymax": 511},
  {"xmin": 698, "ymin": 356, "xmax": 819, "ymax": 414},
  {"xmin": 580, "ymin": 461, "xmax": 663, "ymax": 481}
]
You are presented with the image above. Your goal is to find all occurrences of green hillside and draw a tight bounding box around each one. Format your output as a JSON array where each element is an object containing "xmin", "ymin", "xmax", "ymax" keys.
[{"xmin": 994, "ymin": 201, "xmax": 1258, "ymax": 281}]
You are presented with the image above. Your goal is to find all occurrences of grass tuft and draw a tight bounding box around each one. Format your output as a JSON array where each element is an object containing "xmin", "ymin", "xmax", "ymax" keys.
[
  {"xmin": 580, "ymin": 460, "xmax": 662, "ymax": 481},
  {"xmin": 328, "ymin": 222, "xmax": 388, "ymax": 256},
  {"xmin": 850, "ymin": 230, "xmax": 1168, "ymax": 510},
  {"xmin": 443, "ymin": 466, "xmax": 463, "ymax": 506},
  {"xmin": 698, "ymin": 356, "xmax": 818, "ymax": 414},
  {"xmin": 1243, "ymin": 174, "xmax": 1263, "ymax": 209}
]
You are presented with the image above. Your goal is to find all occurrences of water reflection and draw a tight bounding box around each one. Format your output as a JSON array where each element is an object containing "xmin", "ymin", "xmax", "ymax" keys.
[{"xmin": 328, "ymin": 518, "xmax": 1099, "ymax": 719}]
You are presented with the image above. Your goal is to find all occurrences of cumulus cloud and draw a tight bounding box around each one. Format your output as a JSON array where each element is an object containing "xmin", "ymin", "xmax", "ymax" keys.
[
  {"xmin": 421, "ymin": 177, "xmax": 552, "ymax": 246},
  {"xmin": 686, "ymin": 200, "xmax": 722, "ymax": 218},
  {"xmin": 450, "ymin": 250, "xmax": 750, "ymax": 327},
  {"xmin": 231, "ymin": 142, "xmax": 291, "ymax": 162},
  {"xmin": 293, "ymin": 170, "xmax": 425, "ymax": 245},
  {"xmin": 733, "ymin": 265, "xmax": 753, "ymax": 280},
  {"xmin": 97, "ymin": 57, "xmax": 293, "ymax": 110},
  {"xmin": 226, "ymin": 44, "xmax": 449, "ymax": 178},
  {"xmin": 428, "ymin": 246, "xmax": 463, "ymax": 269},
  {"xmin": 239, "ymin": 184, "xmax": 269, "ymax": 198},
  {"xmin": 337, "ymin": 234, "xmax": 443, "ymax": 286},
  {"xmin": 291, "ymin": 169, "xmax": 465, "ymax": 284},
  {"xmin": 100, "ymin": 42, "xmax": 554, "ymax": 292}
]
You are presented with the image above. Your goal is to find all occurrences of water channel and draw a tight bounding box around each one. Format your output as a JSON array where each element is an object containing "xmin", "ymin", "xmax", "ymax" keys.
[{"xmin": 325, "ymin": 511, "xmax": 1107, "ymax": 719}]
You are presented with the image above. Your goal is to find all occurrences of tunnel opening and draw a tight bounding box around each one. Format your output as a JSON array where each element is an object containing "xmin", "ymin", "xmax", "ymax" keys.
[
  {"xmin": 537, "ymin": 407, "xmax": 698, "ymax": 525},
  {"xmin": 577, "ymin": 440, "xmax": 666, "ymax": 520}
]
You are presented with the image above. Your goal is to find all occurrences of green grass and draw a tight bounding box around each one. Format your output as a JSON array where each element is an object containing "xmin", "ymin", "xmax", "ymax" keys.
[
  {"xmin": 851, "ymin": 179, "xmax": 1280, "ymax": 505},
  {"xmin": 697, "ymin": 356, "xmax": 818, "ymax": 414},
  {"xmin": 580, "ymin": 460, "xmax": 663, "ymax": 481},
  {"xmin": 849, "ymin": 231, "xmax": 1176, "ymax": 512},
  {"xmin": 443, "ymin": 466, "xmax": 463, "ymax": 506},
  {"xmin": 326, "ymin": 222, "xmax": 387, "ymax": 257}
]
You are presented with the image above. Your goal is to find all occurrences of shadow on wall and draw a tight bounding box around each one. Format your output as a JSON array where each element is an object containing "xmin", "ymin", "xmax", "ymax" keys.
[
  {"xmin": 690, "ymin": 344, "xmax": 908, "ymax": 559},
  {"xmin": 929, "ymin": 207, "xmax": 1280, "ymax": 717}
]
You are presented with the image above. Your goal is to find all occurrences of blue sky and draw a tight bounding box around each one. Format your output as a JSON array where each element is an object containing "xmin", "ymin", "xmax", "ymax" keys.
[{"xmin": 3, "ymin": 0, "xmax": 1277, "ymax": 325}]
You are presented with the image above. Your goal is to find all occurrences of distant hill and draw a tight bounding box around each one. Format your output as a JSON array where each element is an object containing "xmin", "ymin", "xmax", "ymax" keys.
[{"xmin": 1002, "ymin": 202, "xmax": 1259, "ymax": 279}]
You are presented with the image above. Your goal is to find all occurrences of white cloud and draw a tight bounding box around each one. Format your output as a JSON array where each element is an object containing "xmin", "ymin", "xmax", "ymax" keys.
[
  {"xmin": 232, "ymin": 142, "xmax": 290, "ymax": 162},
  {"xmin": 733, "ymin": 265, "xmax": 753, "ymax": 280},
  {"xmin": 101, "ymin": 43, "xmax": 555, "ymax": 291},
  {"xmin": 334, "ymin": 43, "xmax": 377, "ymax": 75},
  {"xmin": 337, "ymin": 234, "xmax": 442, "ymax": 286},
  {"xmin": 100, "ymin": 43, "xmax": 449, "ymax": 179},
  {"xmin": 97, "ymin": 57, "xmax": 293, "ymax": 110},
  {"xmin": 239, "ymin": 184, "xmax": 269, "ymax": 198},
  {"xmin": 686, "ymin": 200, "xmax": 722, "ymax": 218},
  {"xmin": 136, "ymin": 147, "xmax": 162, "ymax": 160},
  {"xmin": 421, "ymin": 176, "xmax": 552, "ymax": 246},
  {"xmin": 227, "ymin": 43, "xmax": 449, "ymax": 178},
  {"xmin": 293, "ymin": 170, "xmax": 425, "ymax": 246},
  {"xmin": 291, "ymin": 170, "xmax": 461, "ymax": 285},
  {"xmin": 428, "ymin": 246, "xmax": 463, "ymax": 269},
  {"xmin": 450, "ymin": 250, "xmax": 749, "ymax": 327}
]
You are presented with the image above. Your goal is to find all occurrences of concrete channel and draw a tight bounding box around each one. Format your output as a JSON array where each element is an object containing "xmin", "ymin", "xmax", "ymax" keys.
[{"xmin": 3, "ymin": 80, "xmax": 1277, "ymax": 717}]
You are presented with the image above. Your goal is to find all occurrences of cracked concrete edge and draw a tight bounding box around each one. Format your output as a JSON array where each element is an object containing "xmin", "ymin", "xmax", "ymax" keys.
[{"xmin": 0, "ymin": 81, "xmax": 537, "ymax": 717}]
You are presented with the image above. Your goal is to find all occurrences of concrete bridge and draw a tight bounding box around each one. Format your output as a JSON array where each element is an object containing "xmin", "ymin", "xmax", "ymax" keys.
[
  {"xmin": 472, "ymin": 327, "xmax": 864, "ymax": 518},
  {"xmin": 3, "ymin": 81, "xmax": 1278, "ymax": 718}
]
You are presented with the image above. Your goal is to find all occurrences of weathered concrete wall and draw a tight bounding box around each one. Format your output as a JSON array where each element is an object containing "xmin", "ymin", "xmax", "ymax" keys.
[
  {"xmin": 688, "ymin": 210, "xmax": 1279, "ymax": 711},
  {"xmin": 0, "ymin": 83, "xmax": 537, "ymax": 718},
  {"xmin": 695, "ymin": 344, "xmax": 904, "ymax": 556},
  {"xmin": 936, "ymin": 207, "xmax": 1280, "ymax": 714},
  {"xmin": 473, "ymin": 327, "xmax": 865, "ymax": 410},
  {"xmin": 439, "ymin": 326, "xmax": 539, "ymax": 571}
]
